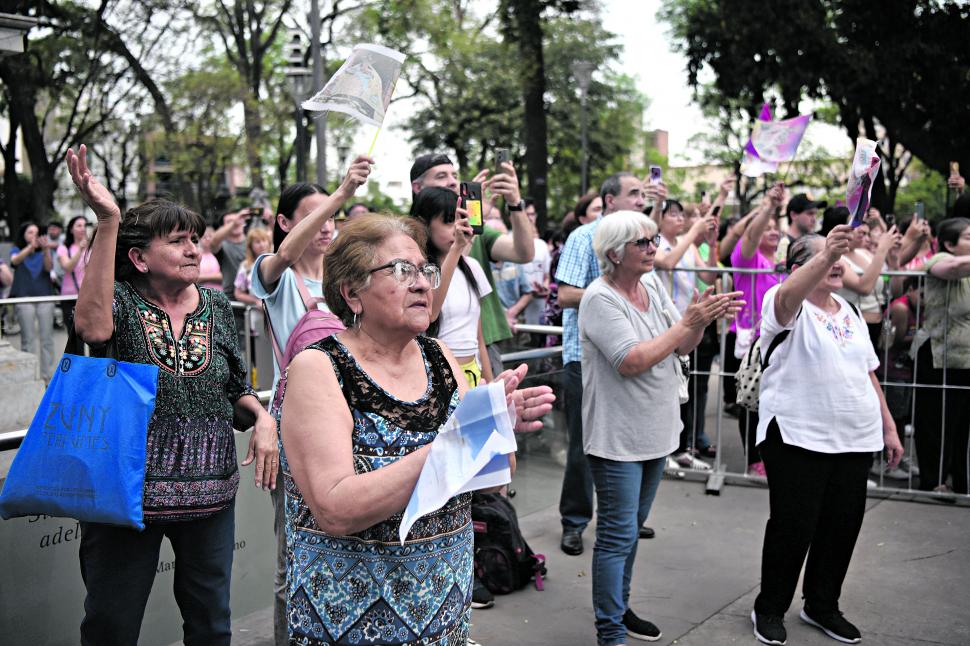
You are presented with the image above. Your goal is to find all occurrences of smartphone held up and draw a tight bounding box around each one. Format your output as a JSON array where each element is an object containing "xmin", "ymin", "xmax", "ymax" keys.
[{"xmin": 460, "ymin": 182, "xmax": 484, "ymax": 235}]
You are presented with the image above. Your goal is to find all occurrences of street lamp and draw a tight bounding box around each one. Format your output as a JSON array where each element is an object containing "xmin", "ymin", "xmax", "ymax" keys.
[
  {"xmin": 285, "ymin": 30, "xmax": 311, "ymax": 183},
  {"xmin": 572, "ymin": 61, "xmax": 595, "ymax": 195}
]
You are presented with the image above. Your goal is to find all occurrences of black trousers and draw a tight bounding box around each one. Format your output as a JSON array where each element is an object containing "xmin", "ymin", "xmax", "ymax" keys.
[
  {"xmin": 913, "ymin": 342, "xmax": 970, "ymax": 493},
  {"xmin": 559, "ymin": 361, "xmax": 594, "ymax": 531},
  {"xmin": 754, "ymin": 420, "xmax": 872, "ymax": 617},
  {"xmin": 723, "ymin": 331, "xmax": 740, "ymax": 405}
]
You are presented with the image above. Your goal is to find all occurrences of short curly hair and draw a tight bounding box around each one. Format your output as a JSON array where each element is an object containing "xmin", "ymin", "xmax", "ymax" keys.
[{"xmin": 323, "ymin": 214, "xmax": 428, "ymax": 327}]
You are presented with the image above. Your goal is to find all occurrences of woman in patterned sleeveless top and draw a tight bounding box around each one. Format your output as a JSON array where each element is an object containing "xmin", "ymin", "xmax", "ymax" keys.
[
  {"xmin": 67, "ymin": 146, "xmax": 278, "ymax": 645},
  {"xmin": 278, "ymin": 215, "xmax": 554, "ymax": 645}
]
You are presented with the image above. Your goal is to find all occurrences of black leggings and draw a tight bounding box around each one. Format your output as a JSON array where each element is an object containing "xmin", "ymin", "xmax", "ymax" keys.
[
  {"xmin": 913, "ymin": 342, "xmax": 970, "ymax": 493},
  {"xmin": 754, "ymin": 420, "xmax": 871, "ymax": 616}
]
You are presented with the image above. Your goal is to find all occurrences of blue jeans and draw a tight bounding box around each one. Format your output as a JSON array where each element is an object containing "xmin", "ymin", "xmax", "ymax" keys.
[
  {"xmin": 559, "ymin": 361, "xmax": 594, "ymax": 532},
  {"xmin": 589, "ymin": 455, "xmax": 666, "ymax": 646},
  {"xmin": 79, "ymin": 503, "xmax": 235, "ymax": 646}
]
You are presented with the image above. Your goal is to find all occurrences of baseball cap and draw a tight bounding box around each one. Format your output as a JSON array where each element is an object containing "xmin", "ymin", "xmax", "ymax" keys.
[
  {"xmin": 786, "ymin": 193, "xmax": 828, "ymax": 215},
  {"xmin": 410, "ymin": 153, "xmax": 453, "ymax": 182}
]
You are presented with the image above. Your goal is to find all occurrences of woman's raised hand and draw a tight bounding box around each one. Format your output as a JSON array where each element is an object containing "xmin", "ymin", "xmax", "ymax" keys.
[
  {"xmin": 683, "ymin": 286, "xmax": 745, "ymax": 329},
  {"xmin": 877, "ymin": 225, "xmax": 902, "ymax": 255},
  {"xmin": 66, "ymin": 145, "xmax": 120, "ymax": 222},
  {"xmin": 825, "ymin": 224, "xmax": 854, "ymax": 261},
  {"xmin": 337, "ymin": 155, "xmax": 375, "ymax": 198},
  {"xmin": 453, "ymin": 205, "xmax": 474, "ymax": 252}
]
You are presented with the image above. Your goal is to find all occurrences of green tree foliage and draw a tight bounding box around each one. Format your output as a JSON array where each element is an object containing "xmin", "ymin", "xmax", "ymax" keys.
[
  {"xmin": 0, "ymin": 0, "xmax": 176, "ymax": 228},
  {"xmin": 368, "ymin": 0, "xmax": 649, "ymax": 223},
  {"xmin": 146, "ymin": 57, "xmax": 246, "ymax": 222},
  {"xmin": 188, "ymin": 0, "xmax": 295, "ymax": 190},
  {"xmin": 894, "ymin": 160, "xmax": 949, "ymax": 223},
  {"xmin": 659, "ymin": 0, "xmax": 970, "ymax": 213}
]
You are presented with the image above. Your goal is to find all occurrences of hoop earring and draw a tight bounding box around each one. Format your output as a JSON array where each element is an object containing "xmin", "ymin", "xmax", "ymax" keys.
[{"xmin": 352, "ymin": 309, "xmax": 360, "ymax": 329}]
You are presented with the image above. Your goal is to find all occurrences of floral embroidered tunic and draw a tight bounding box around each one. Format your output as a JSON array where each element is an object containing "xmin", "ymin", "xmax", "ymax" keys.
[
  {"xmin": 111, "ymin": 281, "xmax": 254, "ymax": 522},
  {"xmin": 280, "ymin": 335, "xmax": 472, "ymax": 646}
]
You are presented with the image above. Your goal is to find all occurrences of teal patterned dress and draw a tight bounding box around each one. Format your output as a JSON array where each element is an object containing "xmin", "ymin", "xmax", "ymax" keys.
[
  {"xmin": 279, "ymin": 335, "xmax": 472, "ymax": 645},
  {"xmin": 111, "ymin": 281, "xmax": 255, "ymax": 521}
]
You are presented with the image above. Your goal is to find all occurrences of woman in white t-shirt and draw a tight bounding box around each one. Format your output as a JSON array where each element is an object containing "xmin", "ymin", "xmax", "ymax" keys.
[
  {"xmin": 750, "ymin": 226, "xmax": 904, "ymax": 646},
  {"xmin": 412, "ymin": 186, "xmax": 493, "ymax": 388}
]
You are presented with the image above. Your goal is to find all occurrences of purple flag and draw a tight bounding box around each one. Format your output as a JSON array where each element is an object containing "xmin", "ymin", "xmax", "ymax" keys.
[
  {"xmin": 742, "ymin": 103, "xmax": 779, "ymax": 177},
  {"xmin": 749, "ymin": 113, "xmax": 812, "ymax": 163}
]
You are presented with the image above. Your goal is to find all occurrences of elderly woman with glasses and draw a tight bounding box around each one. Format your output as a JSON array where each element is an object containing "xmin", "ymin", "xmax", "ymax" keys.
[
  {"xmin": 277, "ymin": 214, "xmax": 555, "ymax": 645},
  {"xmin": 578, "ymin": 211, "xmax": 742, "ymax": 646},
  {"xmin": 750, "ymin": 226, "xmax": 904, "ymax": 646}
]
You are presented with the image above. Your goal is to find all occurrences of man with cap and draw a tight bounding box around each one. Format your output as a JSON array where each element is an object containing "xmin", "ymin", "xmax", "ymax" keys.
[
  {"xmin": 410, "ymin": 153, "xmax": 534, "ymax": 376},
  {"xmin": 780, "ymin": 193, "xmax": 828, "ymax": 263}
]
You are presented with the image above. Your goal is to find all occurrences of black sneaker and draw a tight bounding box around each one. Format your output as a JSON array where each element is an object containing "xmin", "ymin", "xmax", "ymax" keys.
[
  {"xmin": 800, "ymin": 607, "xmax": 861, "ymax": 643},
  {"xmin": 471, "ymin": 576, "xmax": 494, "ymax": 609},
  {"xmin": 622, "ymin": 609, "xmax": 661, "ymax": 642},
  {"xmin": 751, "ymin": 610, "xmax": 787, "ymax": 645}
]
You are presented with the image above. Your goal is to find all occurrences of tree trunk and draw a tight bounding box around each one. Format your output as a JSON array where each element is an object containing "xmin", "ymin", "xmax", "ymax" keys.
[
  {"xmin": 242, "ymin": 95, "xmax": 265, "ymax": 189},
  {"xmin": 0, "ymin": 56, "xmax": 56, "ymax": 225},
  {"xmin": 507, "ymin": 0, "xmax": 549, "ymax": 230}
]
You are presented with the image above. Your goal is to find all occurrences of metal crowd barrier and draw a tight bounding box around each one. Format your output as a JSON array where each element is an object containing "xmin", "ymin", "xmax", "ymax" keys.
[
  {"xmin": 2, "ymin": 283, "xmax": 967, "ymax": 508},
  {"xmin": 665, "ymin": 264, "xmax": 969, "ymax": 505}
]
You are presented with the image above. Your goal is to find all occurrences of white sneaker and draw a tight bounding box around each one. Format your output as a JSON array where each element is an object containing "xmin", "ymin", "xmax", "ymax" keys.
[
  {"xmin": 898, "ymin": 457, "xmax": 920, "ymax": 477},
  {"xmin": 866, "ymin": 479, "xmax": 878, "ymax": 489},
  {"xmin": 882, "ymin": 465, "xmax": 910, "ymax": 480},
  {"xmin": 673, "ymin": 452, "xmax": 711, "ymax": 471}
]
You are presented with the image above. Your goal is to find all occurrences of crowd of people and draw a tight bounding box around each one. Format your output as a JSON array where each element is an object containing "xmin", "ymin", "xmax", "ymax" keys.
[{"xmin": 33, "ymin": 140, "xmax": 967, "ymax": 646}]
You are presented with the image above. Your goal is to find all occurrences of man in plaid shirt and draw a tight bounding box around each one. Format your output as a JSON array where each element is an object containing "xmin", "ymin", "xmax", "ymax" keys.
[{"xmin": 555, "ymin": 171, "xmax": 666, "ymax": 556}]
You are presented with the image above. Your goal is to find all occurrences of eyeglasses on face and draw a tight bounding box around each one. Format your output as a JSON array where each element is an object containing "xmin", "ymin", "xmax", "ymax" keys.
[
  {"xmin": 368, "ymin": 258, "xmax": 441, "ymax": 289},
  {"xmin": 628, "ymin": 234, "xmax": 662, "ymax": 249}
]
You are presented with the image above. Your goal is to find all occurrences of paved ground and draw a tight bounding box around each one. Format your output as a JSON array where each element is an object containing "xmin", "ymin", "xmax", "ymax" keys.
[{"xmin": 229, "ymin": 452, "xmax": 970, "ymax": 646}]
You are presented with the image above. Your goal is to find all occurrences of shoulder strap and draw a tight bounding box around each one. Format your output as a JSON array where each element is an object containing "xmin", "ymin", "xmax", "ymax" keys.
[
  {"xmin": 264, "ymin": 268, "xmax": 320, "ymax": 369},
  {"xmin": 291, "ymin": 267, "xmax": 326, "ymax": 311},
  {"xmin": 762, "ymin": 306, "xmax": 802, "ymax": 369},
  {"xmin": 263, "ymin": 300, "xmax": 286, "ymax": 369}
]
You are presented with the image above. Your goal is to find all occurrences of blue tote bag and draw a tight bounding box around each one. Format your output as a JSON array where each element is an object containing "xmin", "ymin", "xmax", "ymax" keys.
[{"xmin": 0, "ymin": 354, "xmax": 159, "ymax": 530}]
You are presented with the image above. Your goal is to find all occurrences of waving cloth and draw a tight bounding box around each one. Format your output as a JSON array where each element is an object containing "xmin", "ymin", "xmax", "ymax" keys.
[
  {"xmin": 302, "ymin": 43, "xmax": 405, "ymax": 127},
  {"xmin": 742, "ymin": 103, "xmax": 812, "ymax": 177}
]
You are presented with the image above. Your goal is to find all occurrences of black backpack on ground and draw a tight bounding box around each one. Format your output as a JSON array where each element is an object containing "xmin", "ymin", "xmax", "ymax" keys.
[{"xmin": 471, "ymin": 492, "xmax": 546, "ymax": 594}]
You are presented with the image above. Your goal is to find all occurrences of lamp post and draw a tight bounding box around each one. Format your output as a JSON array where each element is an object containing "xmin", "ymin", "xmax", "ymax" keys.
[
  {"xmin": 572, "ymin": 61, "xmax": 595, "ymax": 195},
  {"xmin": 285, "ymin": 30, "xmax": 311, "ymax": 183}
]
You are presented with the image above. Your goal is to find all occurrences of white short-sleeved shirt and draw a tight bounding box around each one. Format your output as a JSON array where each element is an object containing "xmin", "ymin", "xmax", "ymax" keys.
[
  {"xmin": 437, "ymin": 257, "xmax": 492, "ymax": 359},
  {"xmin": 655, "ymin": 234, "xmax": 701, "ymax": 315},
  {"xmin": 250, "ymin": 253, "xmax": 329, "ymax": 392},
  {"xmin": 758, "ymin": 284, "xmax": 883, "ymax": 453}
]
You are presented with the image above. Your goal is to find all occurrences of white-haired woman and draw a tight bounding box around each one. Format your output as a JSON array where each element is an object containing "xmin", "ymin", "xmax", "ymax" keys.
[{"xmin": 578, "ymin": 211, "xmax": 743, "ymax": 646}]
